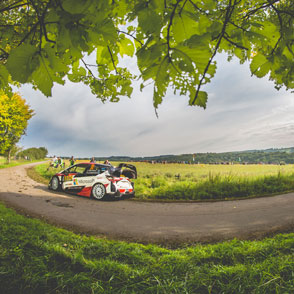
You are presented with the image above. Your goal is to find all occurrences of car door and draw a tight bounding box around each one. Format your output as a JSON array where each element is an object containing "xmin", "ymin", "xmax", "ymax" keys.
[
  {"xmin": 63, "ymin": 164, "xmax": 87, "ymax": 191},
  {"xmin": 74, "ymin": 164, "xmax": 98, "ymax": 188}
]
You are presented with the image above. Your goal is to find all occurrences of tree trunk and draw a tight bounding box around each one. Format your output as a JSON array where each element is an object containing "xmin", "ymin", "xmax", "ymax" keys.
[{"xmin": 6, "ymin": 148, "xmax": 11, "ymax": 164}]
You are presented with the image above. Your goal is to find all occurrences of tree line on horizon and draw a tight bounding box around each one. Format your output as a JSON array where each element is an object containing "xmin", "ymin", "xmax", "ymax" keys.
[
  {"xmin": 17, "ymin": 147, "xmax": 48, "ymax": 161},
  {"xmin": 0, "ymin": 146, "xmax": 48, "ymax": 162},
  {"xmin": 84, "ymin": 147, "xmax": 294, "ymax": 164}
]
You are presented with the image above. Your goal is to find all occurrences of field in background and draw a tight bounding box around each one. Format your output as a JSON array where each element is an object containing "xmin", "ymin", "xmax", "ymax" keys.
[
  {"xmin": 31, "ymin": 161, "xmax": 294, "ymax": 201},
  {"xmin": 133, "ymin": 162, "xmax": 294, "ymax": 200},
  {"xmin": 0, "ymin": 156, "xmax": 45, "ymax": 169}
]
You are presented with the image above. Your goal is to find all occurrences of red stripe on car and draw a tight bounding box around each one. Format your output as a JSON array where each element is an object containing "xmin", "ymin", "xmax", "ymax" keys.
[{"xmin": 77, "ymin": 187, "xmax": 92, "ymax": 197}]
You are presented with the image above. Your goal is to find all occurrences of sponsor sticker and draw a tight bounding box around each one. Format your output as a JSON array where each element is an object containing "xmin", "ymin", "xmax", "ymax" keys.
[
  {"xmin": 79, "ymin": 179, "xmax": 95, "ymax": 184},
  {"xmin": 64, "ymin": 175, "xmax": 73, "ymax": 181},
  {"xmin": 74, "ymin": 178, "xmax": 95, "ymax": 185}
]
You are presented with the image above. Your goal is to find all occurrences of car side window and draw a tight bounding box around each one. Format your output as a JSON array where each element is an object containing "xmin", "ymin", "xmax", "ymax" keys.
[
  {"xmin": 66, "ymin": 165, "xmax": 87, "ymax": 174},
  {"xmin": 66, "ymin": 166, "xmax": 77, "ymax": 173},
  {"xmin": 75, "ymin": 166, "xmax": 87, "ymax": 174},
  {"xmin": 85, "ymin": 164, "xmax": 101, "ymax": 176},
  {"xmin": 100, "ymin": 167, "xmax": 108, "ymax": 174},
  {"xmin": 85, "ymin": 165, "xmax": 109, "ymax": 176}
]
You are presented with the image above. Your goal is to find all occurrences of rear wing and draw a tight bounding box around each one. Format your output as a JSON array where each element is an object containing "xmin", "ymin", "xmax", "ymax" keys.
[{"xmin": 117, "ymin": 163, "xmax": 137, "ymax": 179}]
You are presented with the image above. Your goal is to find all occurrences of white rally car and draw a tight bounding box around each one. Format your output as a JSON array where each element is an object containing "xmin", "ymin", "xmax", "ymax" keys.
[{"xmin": 48, "ymin": 162, "xmax": 137, "ymax": 200}]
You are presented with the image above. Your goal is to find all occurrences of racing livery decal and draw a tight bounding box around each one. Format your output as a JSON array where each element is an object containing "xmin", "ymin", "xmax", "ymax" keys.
[{"xmin": 48, "ymin": 162, "xmax": 137, "ymax": 200}]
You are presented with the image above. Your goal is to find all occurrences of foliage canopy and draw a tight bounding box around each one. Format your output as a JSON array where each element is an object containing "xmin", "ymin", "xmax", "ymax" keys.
[
  {"xmin": 0, "ymin": 92, "xmax": 34, "ymax": 155},
  {"xmin": 0, "ymin": 0, "xmax": 293, "ymax": 108},
  {"xmin": 17, "ymin": 146, "xmax": 48, "ymax": 160}
]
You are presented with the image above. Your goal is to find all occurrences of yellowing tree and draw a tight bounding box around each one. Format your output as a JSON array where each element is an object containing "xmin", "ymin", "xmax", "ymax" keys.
[{"xmin": 0, "ymin": 93, "xmax": 34, "ymax": 163}]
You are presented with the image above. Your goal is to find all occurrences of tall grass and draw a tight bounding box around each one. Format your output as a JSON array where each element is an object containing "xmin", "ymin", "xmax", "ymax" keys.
[
  {"xmin": 141, "ymin": 172, "xmax": 294, "ymax": 200},
  {"xmin": 0, "ymin": 202, "xmax": 293, "ymax": 293},
  {"xmin": 131, "ymin": 163, "xmax": 294, "ymax": 200}
]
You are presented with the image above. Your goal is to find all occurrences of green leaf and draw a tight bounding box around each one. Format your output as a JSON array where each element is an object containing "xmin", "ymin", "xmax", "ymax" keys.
[
  {"xmin": 176, "ymin": 42, "xmax": 210, "ymax": 73},
  {"xmin": 172, "ymin": 13, "xmax": 199, "ymax": 43},
  {"xmin": 62, "ymin": 0, "xmax": 92, "ymax": 14},
  {"xmin": 0, "ymin": 65, "xmax": 9, "ymax": 87},
  {"xmin": 150, "ymin": 0, "xmax": 165, "ymax": 11},
  {"xmin": 250, "ymin": 54, "xmax": 270, "ymax": 77},
  {"xmin": 44, "ymin": 44, "xmax": 68, "ymax": 73},
  {"xmin": 141, "ymin": 63, "xmax": 160, "ymax": 81},
  {"xmin": 258, "ymin": 21, "xmax": 279, "ymax": 45},
  {"xmin": 155, "ymin": 57, "xmax": 169, "ymax": 97},
  {"xmin": 31, "ymin": 55, "xmax": 54, "ymax": 96},
  {"xmin": 198, "ymin": 15, "xmax": 212, "ymax": 34},
  {"xmin": 189, "ymin": 91, "xmax": 207, "ymax": 108},
  {"xmin": 72, "ymin": 61, "xmax": 87, "ymax": 76},
  {"xmin": 95, "ymin": 20, "xmax": 117, "ymax": 43},
  {"xmin": 137, "ymin": 43, "xmax": 162, "ymax": 70},
  {"xmin": 6, "ymin": 44, "xmax": 38, "ymax": 83},
  {"xmin": 57, "ymin": 27, "xmax": 80, "ymax": 58},
  {"xmin": 206, "ymin": 62, "xmax": 217, "ymax": 77},
  {"xmin": 96, "ymin": 46, "xmax": 111, "ymax": 65},
  {"xmin": 138, "ymin": 9, "xmax": 161, "ymax": 35},
  {"xmin": 153, "ymin": 88, "xmax": 162, "ymax": 109},
  {"xmin": 118, "ymin": 37, "xmax": 134, "ymax": 57}
]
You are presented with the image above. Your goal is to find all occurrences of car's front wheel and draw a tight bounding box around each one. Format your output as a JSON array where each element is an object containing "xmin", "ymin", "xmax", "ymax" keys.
[
  {"xmin": 91, "ymin": 183, "xmax": 106, "ymax": 200},
  {"xmin": 50, "ymin": 176, "xmax": 60, "ymax": 191}
]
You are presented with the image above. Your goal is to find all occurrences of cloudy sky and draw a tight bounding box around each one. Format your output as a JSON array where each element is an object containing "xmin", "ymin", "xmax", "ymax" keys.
[{"xmin": 18, "ymin": 53, "xmax": 294, "ymax": 158}]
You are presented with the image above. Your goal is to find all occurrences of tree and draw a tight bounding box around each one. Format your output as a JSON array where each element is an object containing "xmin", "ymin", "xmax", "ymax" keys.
[
  {"xmin": 17, "ymin": 146, "xmax": 48, "ymax": 160},
  {"xmin": 0, "ymin": 1, "xmax": 293, "ymax": 110},
  {"xmin": 3, "ymin": 144, "xmax": 22, "ymax": 161},
  {"xmin": 0, "ymin": 92, "xmax": 34, "ymax": 163}
]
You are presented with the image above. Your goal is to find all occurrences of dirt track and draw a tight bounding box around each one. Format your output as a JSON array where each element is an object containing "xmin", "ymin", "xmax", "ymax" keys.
[{"xmin": 0, "ymin": 162, "xmax": 293, "ymax": 244}]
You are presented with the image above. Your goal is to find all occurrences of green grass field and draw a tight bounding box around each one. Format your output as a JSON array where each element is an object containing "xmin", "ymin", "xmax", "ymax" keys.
[
  {"xmin": 133, "ymin": 162, "xmax": 294, "ymax": 200},
  {"xmin": 31, "ymin": 161, "xmax": 294, "ymax": 201}
]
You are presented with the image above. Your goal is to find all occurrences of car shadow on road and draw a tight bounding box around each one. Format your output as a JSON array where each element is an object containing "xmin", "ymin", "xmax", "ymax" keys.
[
  {"xmin": 34, "ymin": 184, "xmax": 129, "ymax": 202},
  {"xmin": 34, "ymin": 185, "xmax": 49, "ymax": 192}
]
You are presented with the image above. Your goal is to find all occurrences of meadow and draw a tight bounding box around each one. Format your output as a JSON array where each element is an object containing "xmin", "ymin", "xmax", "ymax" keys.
[{"xmin": 32, "ymin": 161, "xmax": 294, "ymax": 201}]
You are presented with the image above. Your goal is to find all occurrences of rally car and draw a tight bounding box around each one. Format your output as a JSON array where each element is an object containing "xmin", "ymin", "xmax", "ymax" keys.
[{"xmin": 48, "ymin": 162, "xmax": 137, "ymax": 200}]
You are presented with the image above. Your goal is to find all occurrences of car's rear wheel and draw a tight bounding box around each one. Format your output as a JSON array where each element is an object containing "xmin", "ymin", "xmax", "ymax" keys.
[
  {"xmin": 50, "ymin": 176, "xmax": 60, "ymax": 191},
  {"xmin": 92, "ymin": 183, "xmax": 106, "ymax": 200}
]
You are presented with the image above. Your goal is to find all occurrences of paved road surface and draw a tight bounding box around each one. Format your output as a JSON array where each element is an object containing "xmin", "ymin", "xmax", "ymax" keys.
[{"xmin": 0, "ymin": 162, "xmax": 293, "ymax": 244}]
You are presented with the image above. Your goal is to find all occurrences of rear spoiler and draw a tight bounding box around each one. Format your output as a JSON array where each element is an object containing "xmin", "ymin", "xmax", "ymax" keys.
[{"xmin": 117, "ymin": 163, "xmax": 137, "ymax": 179}]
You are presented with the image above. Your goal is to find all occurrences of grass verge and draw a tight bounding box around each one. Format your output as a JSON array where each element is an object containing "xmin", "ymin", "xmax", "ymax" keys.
[
  {"xmin": 0, "ymin": 202, "xmax": 293, "ymax": 294},
  {"xmin": 0, "ymin": 158, "xmax": 44, "ymax": 169}
]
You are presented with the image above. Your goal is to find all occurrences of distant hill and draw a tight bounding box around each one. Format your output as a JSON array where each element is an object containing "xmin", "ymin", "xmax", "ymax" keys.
[{"xmin": 79, "ymin": 147, "xmax": 294, "ymax": 164}]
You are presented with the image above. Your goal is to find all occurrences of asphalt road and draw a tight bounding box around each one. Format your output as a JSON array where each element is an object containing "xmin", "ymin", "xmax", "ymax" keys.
[{"xmin": 0, "ymin": 162, "xmax": 293, "ymax": 244}]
